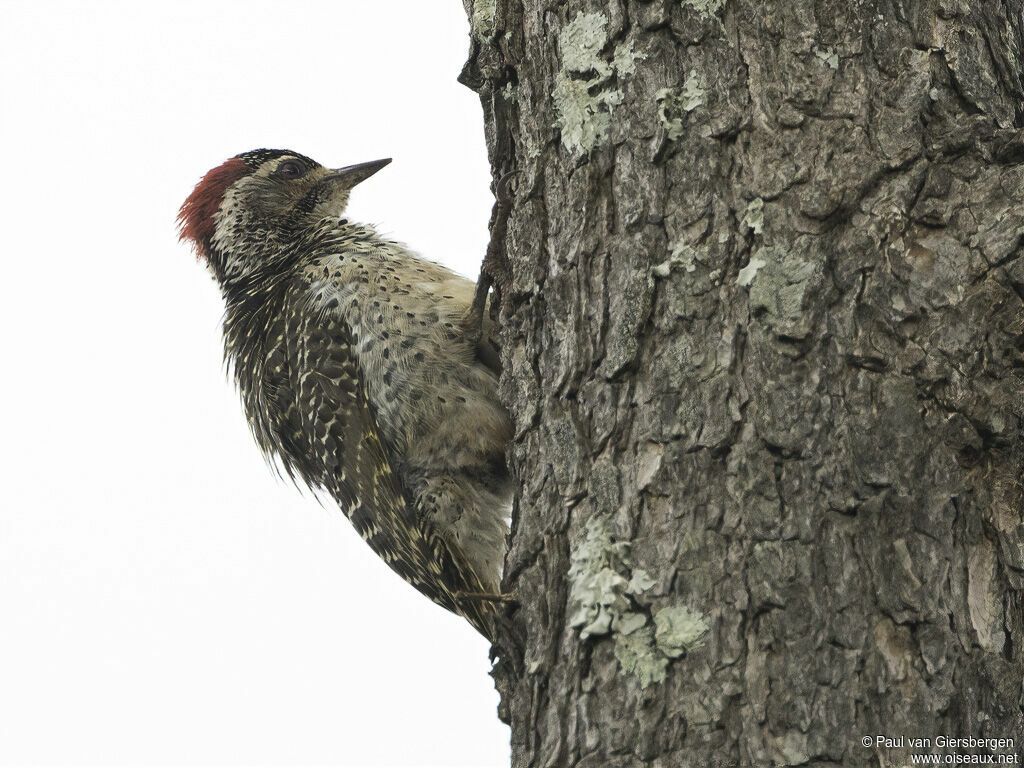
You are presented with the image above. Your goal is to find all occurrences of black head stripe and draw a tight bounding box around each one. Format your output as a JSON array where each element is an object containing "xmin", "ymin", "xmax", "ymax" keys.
[{"xmin": 235, "ymin": 148, "xmax": 318, "ymax": 171}]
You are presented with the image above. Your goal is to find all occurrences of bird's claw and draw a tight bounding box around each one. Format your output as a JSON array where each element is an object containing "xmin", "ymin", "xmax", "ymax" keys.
[
  {"xmin": 494, "ymin": 169, "xmax": 521, "ymax": 206},
  {"xmin": 468, "ymin": 168, "xmax": 517, "ymax": 340}
]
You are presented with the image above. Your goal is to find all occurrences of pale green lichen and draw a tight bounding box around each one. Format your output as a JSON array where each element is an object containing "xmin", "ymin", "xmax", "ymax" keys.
[
  {"xmin": 567, "ymin": 516, "xmax": 633, "ymax": 639},
  {"xmin": 552, "ymin": 12, "xmax": 645, "ymax": 154},
  {"xmin": 617, "ymin": 611, "xmax": 649, "ymax": 635},
  {"xmin": 742, "ymin": 197, "xmax": 765, "ymax": 234},
  {"xmin": 653, "ymin": 234, "xmax": 699, "ymax": 277},
  {"xmin": 612, "ymin": 40, "xmax": 646, "ymax": 77},
  {"xmin": 614, "ymin": 624, "xmax": 668, "ymax": 686},
  {"xmin": 471, "ymin": 0, "xmax": 496, "ymax": 39},
  {"xmin": 569, "ymin": 518, "xmax": 707, "ymax": 686},
  {"xmin": 681, "ymin": 70, "xmax": 706, "ymax": 111},
  {"xmin": 813, "ymin": 45, "xmax": 839, "ymax": 70},
  {"xmin": 553, "ymin": 75, "xmax": 616, "ymax": 156},
  {"xmin": 560, "ymin": 11, "xmax": 612, "ymax": 75},
  {"xmin": 656, "ymin": 71, "xmax": 704, "ymax": 141},
  {"xmin": 502, "ymin": 82, "xmax": 517, "ymax": 102},
  {"xmin": 736, "ymin": 256, "xmax": 767, "ymax": 287},
  {"xmin": 628, "ymin": 569, "xmax": 656, "ymax": 594},
  {"xmin": 654, "ymin": 606, "xmax": 710, "ymax": 657}
]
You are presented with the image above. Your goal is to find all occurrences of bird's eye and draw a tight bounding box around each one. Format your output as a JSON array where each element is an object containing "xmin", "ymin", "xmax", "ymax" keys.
[{"xmin": 276, "ymin": 160, "xmax": 304, "ymax": 179}]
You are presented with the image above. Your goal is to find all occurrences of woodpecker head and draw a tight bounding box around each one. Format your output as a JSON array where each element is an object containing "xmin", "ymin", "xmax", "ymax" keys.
[{"xmin": 178, "ymin": 149, "xmax": 390, "ymax": 283}]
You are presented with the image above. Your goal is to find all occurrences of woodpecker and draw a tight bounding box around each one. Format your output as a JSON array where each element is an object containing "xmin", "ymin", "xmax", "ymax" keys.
[{"xmin": 178, "ymin": 149, "xmax": 512, "ymax": 639}]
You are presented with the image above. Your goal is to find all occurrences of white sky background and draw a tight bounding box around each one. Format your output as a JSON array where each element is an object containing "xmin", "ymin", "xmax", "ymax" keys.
[{"xmin": 0, "ymin": 2, "xmax": 507, "ymax": 766}]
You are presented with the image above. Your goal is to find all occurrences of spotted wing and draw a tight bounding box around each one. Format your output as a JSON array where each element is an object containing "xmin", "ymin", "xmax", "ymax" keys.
[{"xmin": 282, "ymin": 302, "xmax": 496, "ymax": 639}]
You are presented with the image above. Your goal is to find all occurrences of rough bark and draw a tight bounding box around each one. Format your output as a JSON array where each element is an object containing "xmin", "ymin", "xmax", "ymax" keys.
[{"xmin": 461, "ymin": 1, "xmax": 1024, "ymax": 765}]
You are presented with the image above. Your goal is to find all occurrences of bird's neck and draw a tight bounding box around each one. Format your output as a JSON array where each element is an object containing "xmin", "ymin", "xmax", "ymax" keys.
[
  {"xmin": 220, "ymin": 267, "xmax": 290, "ymax": 392},
  {"xmin": 217, "ymin": 219, "xmax": 381, "ymax": 383}
]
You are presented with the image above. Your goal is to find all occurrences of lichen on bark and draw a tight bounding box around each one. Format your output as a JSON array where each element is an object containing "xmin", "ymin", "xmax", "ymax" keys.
[{"xmin": 551, "ymin": 11, "xmax": 644, "ymax": 154}]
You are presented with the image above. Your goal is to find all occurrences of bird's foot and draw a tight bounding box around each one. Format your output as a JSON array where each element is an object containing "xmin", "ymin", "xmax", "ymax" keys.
[{"xmin": 466, "ymin": 169, "xmax": 518, "ymax": 341}]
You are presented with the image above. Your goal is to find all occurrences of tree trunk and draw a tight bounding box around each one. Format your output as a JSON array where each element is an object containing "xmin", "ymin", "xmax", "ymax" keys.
[{"xmin": 461, "ymin": 1, "xmax": 1024, "ymax": 765}]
